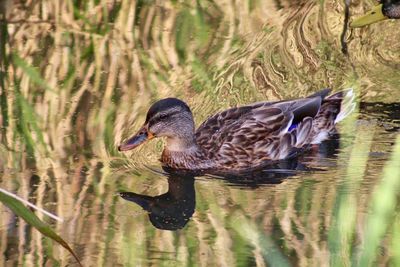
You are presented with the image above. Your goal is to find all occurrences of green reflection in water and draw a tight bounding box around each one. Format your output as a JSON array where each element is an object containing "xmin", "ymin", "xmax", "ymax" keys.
[{"xmin": 0, "ymin": 0, "xmax": 400, "ymax": 266}]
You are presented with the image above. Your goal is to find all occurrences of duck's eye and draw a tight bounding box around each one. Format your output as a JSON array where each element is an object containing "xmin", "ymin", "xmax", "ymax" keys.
[{"xmin": 158, "ymin": 113, "xmax": 168, "ymax": 120}]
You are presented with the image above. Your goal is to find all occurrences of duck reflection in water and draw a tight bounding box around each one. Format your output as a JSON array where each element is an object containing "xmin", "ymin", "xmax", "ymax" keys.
[
  {"xmin": 119, "ymin": 136, "xmax": 339, "ymax": 231},
  {"xmin": 120, "ymin": 172, "xmax": 196, "ymax": 231}
]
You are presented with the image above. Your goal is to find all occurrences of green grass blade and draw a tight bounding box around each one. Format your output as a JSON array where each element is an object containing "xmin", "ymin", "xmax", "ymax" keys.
[
  {"xmin": 231, "ymin": 213, "xmax": 291, "ymax": 267},
  {"xmin": 355, "ymin": 135, "xmax": 400, "ymax": 267},
  {"xmin": 12, "ymin": 53, "xmax": 57, "ymax": 93},
  {"xmin": 0, "ymin": 19, "xmax": 8, "ymax": 129},
  {"xmin": 391, "ymin": 215, "xmax": 400, "ymax": 267},
  {"xmin": 175, "ymin": 9, "xmax": 192, "ymax": 61},
  {"xmin": 0, "ymin": 190, "xmax": 82, "ymax": 266},
  {"xmin": 329, "ymin": 121, "xmax": 374, "ymax": 267},
  {"xmin": 14, "ymin": 89, "xmax": 48, "ymax": 153}
]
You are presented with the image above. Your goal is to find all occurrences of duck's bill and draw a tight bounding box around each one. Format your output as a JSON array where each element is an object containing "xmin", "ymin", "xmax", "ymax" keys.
[
  {"xmin": 350, "ymin": 4, "xmax": 387, "ymax": 28},
  {"xmin": 118, "ymin": 127, "xmax": 154, "ymax": 151},
  {"xmin": 119, "ymin": 192, "xmax": 152, "ymax": 211}
]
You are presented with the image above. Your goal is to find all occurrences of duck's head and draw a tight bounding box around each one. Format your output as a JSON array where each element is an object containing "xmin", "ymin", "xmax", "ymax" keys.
[
  {"xmin": 118, "ymin": 98, "xmax": 195, "ymax": 152},
  {"xmin": 351, "ymin": 0, "xmax": 400, "ymax": 28}
]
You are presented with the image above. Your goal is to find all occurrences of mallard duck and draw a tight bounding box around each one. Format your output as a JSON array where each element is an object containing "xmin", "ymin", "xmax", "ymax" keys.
[
  {"xmin": 351, "ymin": 0, "xmax": 400, "ymax": 27},
  {"xmin": 118, "ymin": 89, "xmax": 355, "ymax": 172}
]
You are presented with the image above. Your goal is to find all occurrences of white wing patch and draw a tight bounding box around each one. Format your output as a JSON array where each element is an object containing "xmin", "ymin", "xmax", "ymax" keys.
[{"xmin": 335, "ymin": 88, "xmax": 356, "ymax": 123}]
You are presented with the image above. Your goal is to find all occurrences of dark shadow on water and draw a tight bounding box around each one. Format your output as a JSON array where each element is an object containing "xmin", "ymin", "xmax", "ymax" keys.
[
  {"xmin": 360, "ymin": 102, "xmax": 400, "ymax": 133},
  {"xmin": 120, "ymin": 174, "xmax": 196, "ymax": 231},
  {"xmin": 205, "ymin": 159, "xmax": 314, "ymax": 188}
]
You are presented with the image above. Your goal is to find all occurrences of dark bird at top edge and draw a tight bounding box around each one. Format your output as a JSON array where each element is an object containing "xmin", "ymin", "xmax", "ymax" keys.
[{"xmin": 118, "ymin": 88, "xmax": 355, "ymax": 172}]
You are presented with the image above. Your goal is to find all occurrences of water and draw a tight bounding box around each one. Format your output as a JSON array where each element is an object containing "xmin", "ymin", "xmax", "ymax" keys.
[{"xmin": 0, "ymin": 1, "xmax": 400, "ymax": 266}]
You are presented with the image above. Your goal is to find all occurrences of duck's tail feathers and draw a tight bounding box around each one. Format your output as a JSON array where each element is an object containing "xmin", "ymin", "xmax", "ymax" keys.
[
  {"xmin": 294, "ymin": 117, "xmax": 313, "ymax": 147},
  {"xmin": 330, "ymin": 88, "xmax": 356, "ymax": 124}
]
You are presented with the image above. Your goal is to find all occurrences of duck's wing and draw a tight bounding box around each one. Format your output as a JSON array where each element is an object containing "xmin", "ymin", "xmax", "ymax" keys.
[
  {"xmin": 195, "ymin": 96, "xmax": 324, "ymax": 168},
  {"xmin": 195, "ymin": 104, "xmax": 257, "ymax": 151},
  {"xmin": 195, "ymin": 88, "xmax": 332, "ymax": 148}
]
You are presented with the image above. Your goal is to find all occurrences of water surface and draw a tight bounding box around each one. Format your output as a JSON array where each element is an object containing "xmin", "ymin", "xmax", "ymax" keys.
[{"xmin": 0, "ymin": 1, "xmax": 400, "ymax": 266}]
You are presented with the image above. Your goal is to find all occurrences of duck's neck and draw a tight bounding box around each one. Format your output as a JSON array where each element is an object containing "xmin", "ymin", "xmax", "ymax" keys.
[
  {"xmin": 165, "ymin": 135, "xmax": 198, "ymax": 152},
  {"xmin": 161, "ymin": 136, "xmax": 211, "ymax": 170}
]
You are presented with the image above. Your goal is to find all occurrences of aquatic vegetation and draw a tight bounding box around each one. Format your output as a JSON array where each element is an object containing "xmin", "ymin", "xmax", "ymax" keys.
[
  {"xmin": 0, "ymin": 188, "xmax": 81, "ymax": 266},
  {"xmin": 0, "ymin": 0, "xmax": 399, "ymax": 266}
]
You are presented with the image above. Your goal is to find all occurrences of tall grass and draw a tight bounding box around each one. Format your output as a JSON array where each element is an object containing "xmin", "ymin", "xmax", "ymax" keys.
[{"xmin": 355, "ymin": 136, "xmax": 400, "ymax": 266}]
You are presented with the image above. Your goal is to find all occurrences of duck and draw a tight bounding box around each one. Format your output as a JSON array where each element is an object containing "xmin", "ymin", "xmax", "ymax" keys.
[
  {"xmin": 351, "ymin": 0, "xmax": 400, "ymax": 27},
  {"xmin": 118, "ymin": 88, "xmax": 355, "ymax": 172}
]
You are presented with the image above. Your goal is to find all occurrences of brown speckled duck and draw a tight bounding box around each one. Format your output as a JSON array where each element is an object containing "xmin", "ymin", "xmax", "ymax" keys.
[{"xmin": 118, "ymin": 89, "xmax": 355, "ymax": 172}]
